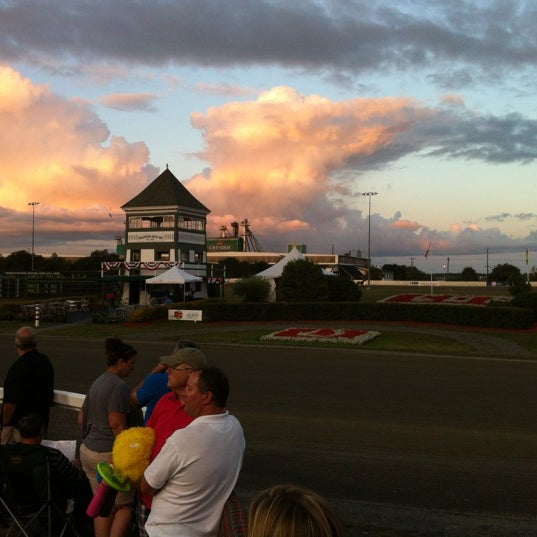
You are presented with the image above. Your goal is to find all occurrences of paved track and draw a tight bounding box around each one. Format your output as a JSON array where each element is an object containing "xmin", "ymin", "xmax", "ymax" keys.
[{"xmin": 1, "ymin": 332, "xmax": 537, "ymax": 535}]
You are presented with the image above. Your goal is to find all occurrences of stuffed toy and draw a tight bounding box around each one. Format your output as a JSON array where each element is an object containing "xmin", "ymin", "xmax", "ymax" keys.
[{"xmin": 86, "ymin": 426, "xmax": 156, "ymax": 518}]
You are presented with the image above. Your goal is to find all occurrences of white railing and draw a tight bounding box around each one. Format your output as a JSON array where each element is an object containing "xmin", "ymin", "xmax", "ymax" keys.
[{"xmin": 0, "ymin": 388, "xmax": 85, "ymax": 411}]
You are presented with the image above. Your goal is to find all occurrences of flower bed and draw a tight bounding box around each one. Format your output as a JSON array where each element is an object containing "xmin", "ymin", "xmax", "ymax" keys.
[
  {"xmin": 379, "ymin": 293, "xmax": 499, "ymax": 306},
  {"xmin": 261, "ymin": 327, "xmax": 380, "ymax": 345}
]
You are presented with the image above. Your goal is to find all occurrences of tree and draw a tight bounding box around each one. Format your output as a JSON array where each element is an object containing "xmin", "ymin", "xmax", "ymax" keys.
[
  {"xmin": 71, "ymin": 249, "xmax": 120, "ymax": 271},
  {"xmin": 233, "ymin": 276, "xmax": 271, "ymax": 302},
  {"xmin": 382, "ymin": 264, "xmax": 427, "ymax": 280},
  {"xmin": 325, "ymin": 275, "xmax": 362, "ymax": 301},
  {"xmin": 276, "ymin": 259, "xmax": 329, "ymax": 301},
  {"xmin": 488, "ymin": 263, "xmax": 521, "ymax": 285},
  {"xmin": 460, "ymin": 267, "xmax": 479, "ymax": 281},
  {"xmin": 508, "ymin": 273, "xmax": 532, "ymax": 296},
  {"xmin": 217, "ymin": 258, "xmax": 269, "ymax": 278},
  {"xmin": 3, "ymin": 250, "xmax": 36, "ymax": 272}
]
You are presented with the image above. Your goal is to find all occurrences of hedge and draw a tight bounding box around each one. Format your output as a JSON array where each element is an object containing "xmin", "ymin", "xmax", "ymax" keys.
[{"xmin": 199, "ymin": 301, "xmax": 533, "ymax": 329}]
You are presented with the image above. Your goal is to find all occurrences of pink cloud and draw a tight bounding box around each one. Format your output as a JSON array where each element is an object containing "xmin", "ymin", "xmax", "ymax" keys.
[
  {"xmin": 0, "ymin": 65, "xmax": 156, "ymax": 249},
  {"xmin": 99, "ymin": 92, "xmax": 158, "ymax": 111},
  {"xmin": 186, "ymin": 86, "xmax": 426, "ymax": 239},
  {"xmin": 391, "ymin": 219, "xmax": 421, "ymax": 230}
]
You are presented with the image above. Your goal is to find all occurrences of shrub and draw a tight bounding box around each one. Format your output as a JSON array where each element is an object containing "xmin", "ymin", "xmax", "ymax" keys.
[
  {"xmin": 508, "ymin": 273, "xmax": 532, "ymax": 296},
  {"xmin": 233, "ymin": 276, "xmax": 271, "ymax": 302},
  {"xmin": 325, "ymin": 275, "xmax": 362, "ymax": 302},
  {"xmin": 277, "ymin": 259, "xmax": 329, "ymax": 301},
  {"xmin": 126, "ymin": 305, "xmax": 168, "ymax": 322},
  {"xmin": 511, "ymin": 291, "xmax": 537, "ymax": 316}
]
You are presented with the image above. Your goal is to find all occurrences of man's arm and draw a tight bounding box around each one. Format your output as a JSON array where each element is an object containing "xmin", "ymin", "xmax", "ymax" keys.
[
  {"xmin": 130, "ymin": 365, "xmax": 167, "ymax": 407},
  {"xmin": 108, "ymin": 411, "xmax": 127, "ymax": 436},
  {"xmin": 140, "ymin": 475, "xmax": 158, "ymax": 496},
  {"xmin": 2, "ymin": 402, "xmax": 15, "ymax": 426}
]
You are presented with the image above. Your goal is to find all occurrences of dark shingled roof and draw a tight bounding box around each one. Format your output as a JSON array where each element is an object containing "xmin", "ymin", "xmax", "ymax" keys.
[{"xmin": 121, "ymin": 168, "xmax": 210, "ymax": 213}]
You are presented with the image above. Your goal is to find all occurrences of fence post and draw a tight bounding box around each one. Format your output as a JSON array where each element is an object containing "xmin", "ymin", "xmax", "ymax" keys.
[{"xmin": 34, "ymin": 304, "xmax": 40, "ymax": 328}]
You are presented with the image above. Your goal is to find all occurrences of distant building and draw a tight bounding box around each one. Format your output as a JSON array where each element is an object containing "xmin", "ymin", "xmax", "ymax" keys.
[{"xmin": 102, "ymin": 168, "xmax": 210, "ymax": 304}]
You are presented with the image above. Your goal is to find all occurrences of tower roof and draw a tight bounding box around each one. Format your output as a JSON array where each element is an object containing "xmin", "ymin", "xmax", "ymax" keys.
[{"xmin": 121, "ymin": 168, "xmax": 210, "ymax": 213}]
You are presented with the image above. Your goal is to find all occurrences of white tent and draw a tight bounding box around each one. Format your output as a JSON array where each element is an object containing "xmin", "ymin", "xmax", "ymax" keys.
[
  {"xmin": 256, "ymin": 247, "xmax": 308, "ymax": 301},
  {"xmin": 145, "ymin": 266, "xmax": 202, "ymax": 301},
  {"xmin": 145, "ymin": 265, "xmax": 202, "ymax": 285},
  {"xmin": 256, "ymin": 247, "xmax": 306, "ymax": 278}
]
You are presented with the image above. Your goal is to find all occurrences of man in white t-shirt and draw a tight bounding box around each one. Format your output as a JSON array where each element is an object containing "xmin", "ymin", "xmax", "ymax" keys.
[{"xmin": 140, "ymin": 366, "xmax": 245, "ymax": 537}]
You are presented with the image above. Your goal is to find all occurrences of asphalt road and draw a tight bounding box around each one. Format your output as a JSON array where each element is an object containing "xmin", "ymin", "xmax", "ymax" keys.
[{"xmin": 1, "ymin": 333, "xmax": 537, "ymax": 535}]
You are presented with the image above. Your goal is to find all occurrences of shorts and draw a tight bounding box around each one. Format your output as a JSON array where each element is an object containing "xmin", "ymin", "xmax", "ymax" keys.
[{"xmin": 80, "ymin": 443, "xmax": 135, "ymax": 506}]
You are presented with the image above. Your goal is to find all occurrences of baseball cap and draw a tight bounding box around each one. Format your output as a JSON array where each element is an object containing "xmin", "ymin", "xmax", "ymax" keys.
[{"xmin": 160, "ymin": 346, "xmax": 207, "ymax": 369}]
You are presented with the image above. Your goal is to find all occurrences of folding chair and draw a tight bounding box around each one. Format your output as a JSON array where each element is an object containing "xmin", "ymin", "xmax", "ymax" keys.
[
  {"xmin": 218, "ymin": 490, "xmax": 247, "ymax": 537},
  {"xmin": 0, "ymin": 443, "xmax": 82, "ymax": 537}
]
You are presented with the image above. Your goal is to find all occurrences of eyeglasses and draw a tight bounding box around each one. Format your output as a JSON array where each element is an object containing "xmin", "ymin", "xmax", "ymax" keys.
[{"xmin": 170, "ymin": 365, "xmax": 193, "ymax": 372}]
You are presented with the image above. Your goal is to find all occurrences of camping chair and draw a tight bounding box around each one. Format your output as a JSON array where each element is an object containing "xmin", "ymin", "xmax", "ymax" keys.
[
  {"xmin": 217, "ymin": 490, "xmax": 247, "ymax": 537},
  {"xmin": 0, "ymin": 443, "xmax": 82, "ymax": 537}
]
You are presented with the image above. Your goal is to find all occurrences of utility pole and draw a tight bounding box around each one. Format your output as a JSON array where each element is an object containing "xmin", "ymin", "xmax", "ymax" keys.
[
  {"xmin": 359, "ymin": 192, "xmax": 378, "ymax": 289},
  {"xmin": 28, "ymin": 201, "xmax": 40, "ymax": 272}
]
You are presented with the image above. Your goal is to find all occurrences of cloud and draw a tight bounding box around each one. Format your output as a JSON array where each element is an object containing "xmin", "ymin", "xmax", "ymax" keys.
[
  {"xmin": 99, "ymin": 92, "xmax": 158, "ymax": 112},
  {"xmin": 1, "ymin": 1, "xmax": 536, "ymax": 89},
  {"xmin": 184, "ymin": 86, "xmax": 537, "ymax": 255},
  {"xmin": 0, "ymin": 65, "xmax": 157, "ymax": 253},
  {"xmin": 194, "ymin": 82, "xmax": 258, "ymax": 97},
  {"xmin": 486, "ymin": 212, "xmax": 537, "ymax": 223}
]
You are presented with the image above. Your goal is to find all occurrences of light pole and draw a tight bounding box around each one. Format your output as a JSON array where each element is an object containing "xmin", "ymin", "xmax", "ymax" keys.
[
  {"xmin": 360, "ymin": 192, "xmax": 378, "ymax": 288},
  {"xmin": 28, "ymin": 201, "xmax": 40, "ymax": 272}
]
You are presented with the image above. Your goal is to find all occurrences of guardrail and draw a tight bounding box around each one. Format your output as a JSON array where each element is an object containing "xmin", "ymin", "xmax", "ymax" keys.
[{"xmin": 0, "ymin": 388, "xmax": 85, "ymax": 443}]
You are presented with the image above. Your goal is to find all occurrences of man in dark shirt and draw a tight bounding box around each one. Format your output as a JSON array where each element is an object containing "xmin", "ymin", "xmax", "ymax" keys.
[{"xmin": 1, "ymin": 326, "xmax": 54, "ymax": 444}]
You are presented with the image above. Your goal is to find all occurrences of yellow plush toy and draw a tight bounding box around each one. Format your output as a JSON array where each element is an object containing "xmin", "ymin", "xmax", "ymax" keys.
[
  {"xmin": 112, "ymin": 426, "xmax": 156, "ymax": 484},
  {"xmin": 87, "ymin": 426, "xmax": 156, "ymax": 518}
]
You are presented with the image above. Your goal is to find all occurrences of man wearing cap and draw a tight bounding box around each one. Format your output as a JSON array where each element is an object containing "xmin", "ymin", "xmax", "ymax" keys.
[
  {"xmin": 130, "ymin": 340, "xmax": 200, "ymax": 424},
  {"xmin": 136, "ymin": 346, "xmax": 207, "ymax": 537}
]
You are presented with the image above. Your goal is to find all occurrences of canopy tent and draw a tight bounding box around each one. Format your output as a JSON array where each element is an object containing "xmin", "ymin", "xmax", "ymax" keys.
[
  {"xmin": 256, "ymin": 247, "xmax": 306, "ymax": 279},
  {"xmin": 256, "ymin": 247, "xmax": 308, "ymax": 301},
  {"xmin": 145, "ymin": 266, "xmax": 202, "ymax": 284},
  {"xmin": 145, "ymin": 266, "xmax": 202, "ymax": 301}
]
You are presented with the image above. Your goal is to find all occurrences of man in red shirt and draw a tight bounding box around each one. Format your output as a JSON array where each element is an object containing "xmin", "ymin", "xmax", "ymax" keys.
[{"xmin": 136, "ymin": 346, "xmax": 207, "ymax": 536}]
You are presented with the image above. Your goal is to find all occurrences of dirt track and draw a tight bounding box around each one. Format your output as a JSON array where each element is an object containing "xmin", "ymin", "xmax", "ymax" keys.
[{"xmin": 2, "ymin": 323, "xmax": 537, "ymax": 536}]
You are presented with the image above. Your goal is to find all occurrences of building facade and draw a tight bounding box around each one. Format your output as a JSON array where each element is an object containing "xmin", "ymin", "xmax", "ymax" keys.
[{"xmin": 103, "ymin": 168, "xmax": 210, "ymax": 304}]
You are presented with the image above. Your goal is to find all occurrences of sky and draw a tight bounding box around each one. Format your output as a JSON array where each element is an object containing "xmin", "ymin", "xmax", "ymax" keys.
[{"xmin": 1, "ymin": 0, "xmax": 536, "ymax": 274}]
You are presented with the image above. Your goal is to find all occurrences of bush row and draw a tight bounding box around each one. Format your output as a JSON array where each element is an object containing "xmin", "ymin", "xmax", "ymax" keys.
[{"xmin": 199, "ymin": 301, "xmax": 534, "ymax": 329}]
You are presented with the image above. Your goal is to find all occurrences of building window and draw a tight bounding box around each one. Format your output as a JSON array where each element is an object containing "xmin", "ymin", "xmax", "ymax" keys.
[
  {"xmin": 180, "ymin": 250, "xmax": 189, "ymax": 263},
  {"xmin": 156, "ymin": 250, "xmax": 170, "ymax": 261},
  {"xmin": 131, "ymin": 250, "xmax": 141, "ymax": 262},
  {"xmin": 178, "ymin": 217, "xmax": 205, "ymax": 231}
]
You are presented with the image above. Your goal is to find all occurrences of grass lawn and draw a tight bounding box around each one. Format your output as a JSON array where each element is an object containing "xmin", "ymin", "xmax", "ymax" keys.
[
  {"xmin": 1, "ymin": 284, "xmax": 534, "ymax": 356},
  {"xmin": 1, "ymin": 315, "xmax": 535, "ymax": 356}
]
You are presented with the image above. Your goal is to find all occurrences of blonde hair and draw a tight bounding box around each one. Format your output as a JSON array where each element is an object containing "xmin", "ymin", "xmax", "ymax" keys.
[{"xmin": 248, "ymin": 484, "xmax": 344, "ymax": 537}]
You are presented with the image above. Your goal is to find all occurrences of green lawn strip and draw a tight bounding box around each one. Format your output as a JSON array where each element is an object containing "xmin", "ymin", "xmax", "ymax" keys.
[
  {"xmin": 0, "ymin": 321, "xmax": 474, "ymax": 355},
  {"xmin": 499, "ymin": 332, "xmax": 537, "ymax": 354}
]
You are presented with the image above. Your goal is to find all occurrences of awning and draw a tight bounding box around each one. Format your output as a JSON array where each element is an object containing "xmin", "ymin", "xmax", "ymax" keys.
[{"xmin": 337, "ymin": 265, "xmax": 366, "ymax": 280}]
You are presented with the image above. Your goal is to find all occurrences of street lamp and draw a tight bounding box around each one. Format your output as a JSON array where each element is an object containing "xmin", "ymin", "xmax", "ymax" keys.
[
  {"xmin": 360, "ymin": 192, "xmax": 378, "ymax": 288},
  {"xmin": 28, "ymin": 201, "xmax": 40, "ymax": 271}
]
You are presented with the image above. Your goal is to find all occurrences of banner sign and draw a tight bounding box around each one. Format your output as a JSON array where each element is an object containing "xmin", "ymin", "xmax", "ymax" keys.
[{"xmin": 168, "ymin": 309, "xmax": 203, "ymax": 322}]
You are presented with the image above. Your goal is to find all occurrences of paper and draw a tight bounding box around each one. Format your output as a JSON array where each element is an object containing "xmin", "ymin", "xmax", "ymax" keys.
[{"xmin": 42, "ymin": 439, "xmax": 77, "ymax": 461}]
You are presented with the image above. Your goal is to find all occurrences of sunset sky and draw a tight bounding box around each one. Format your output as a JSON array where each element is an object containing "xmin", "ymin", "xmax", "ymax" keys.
[{"xmin": 1, "ymin": 0, "xmax": 536, "ymax": 273}]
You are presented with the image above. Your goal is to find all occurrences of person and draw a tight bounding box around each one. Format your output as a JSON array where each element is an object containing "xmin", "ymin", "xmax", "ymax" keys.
[
  {"xmin": 140, "ymin": 366, "xmax": 245, "ymax": 537},
  {"xmin": 18, "ymin": 413, "xmax": 90, "ymax": 504},
  {"xmin": 129, "ymin": 340, "xmax": 201, "ymax": 424},
  {"xmin": 248, "ymin": 484, "xmax": 345, "ymax": 537},
  {"xmin": 1, "ymin": 326, "xmax": 54, "ymax": 445},
  {"xmin": 135, "ymin": 345, "xmax": 207, "ymax": 537},
  {"xmin": 78, "ymin": 337, "xmax": 138, "ymax": 537}
]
